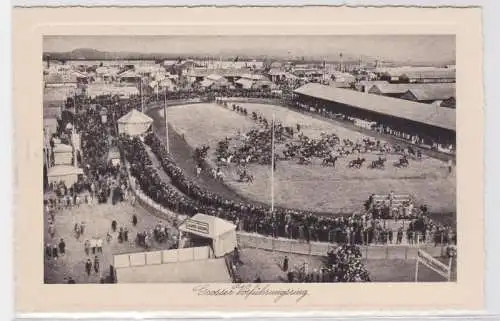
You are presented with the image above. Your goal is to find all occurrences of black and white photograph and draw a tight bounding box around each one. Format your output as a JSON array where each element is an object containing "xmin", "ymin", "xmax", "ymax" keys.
[{"xmin": 42, "ymin": 35, "xmax": 457, "ymax": 285}]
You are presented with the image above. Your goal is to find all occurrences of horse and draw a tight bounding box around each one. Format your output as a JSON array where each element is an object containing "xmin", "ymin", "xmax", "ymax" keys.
[
  {"xmin": 370, "ymin": 158, "xmax": 386, "ymax": 169},
  {"xmin": 298, "ymin": 155, "xmax": 312, "ymax": 165},
  {"xmin": 238, "ymin": 170, "xmax": 254, "ymax": 183},
  {"xmin": 194, "ymin": 145, "xmax": 210, "ymax": 164},
  {"xmin": 322, "ymin": 155, "xmax": 338, "ymax": 167},
  {"xmin": 395, "ymin": 156, "xmax": 409, "ymax": 168},
  {"xmin": 218, "ymin": 154, "xmax": 233, "ymax": 167},
  {"xmin": 348, "ymin": 158, "xmax": 365, "ymax": 169},
  {"xmin": 216, "ymin": 171, "xmax": 225, "ymax": 182}
]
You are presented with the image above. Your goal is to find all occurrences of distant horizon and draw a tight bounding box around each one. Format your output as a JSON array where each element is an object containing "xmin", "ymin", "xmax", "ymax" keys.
[{"xmin": 44, "ymin": 35, "xmax": 456, "ymax": 65}]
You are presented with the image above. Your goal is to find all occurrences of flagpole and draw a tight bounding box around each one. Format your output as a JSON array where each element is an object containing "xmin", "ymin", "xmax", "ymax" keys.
[
  {"xmin": 164, "ymin": 89, "xmax": 170, "ymax": 153},
  {"xmin": 140, "ymin": 79, "xmax": 144, "ymax": 113},
  {"xmin": 271, "ymin": 113, "xmax": 275, "ymax": 215},
  {"xmin": 415, "ymin": 252, "xmax": 419, "ymax": 282}
]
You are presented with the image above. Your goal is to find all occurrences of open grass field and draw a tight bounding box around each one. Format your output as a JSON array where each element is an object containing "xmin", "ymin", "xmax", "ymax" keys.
[
  {"xmin": 44, "ymin": 200, "xmax": 177, "ymax": 284},
  {"xmin": 163, "ymin": 103, "xmax": 456, "ymax": 214},
  {"xmin": 237, "ymin": 248, "xmax": 456, "ymax": 283}
]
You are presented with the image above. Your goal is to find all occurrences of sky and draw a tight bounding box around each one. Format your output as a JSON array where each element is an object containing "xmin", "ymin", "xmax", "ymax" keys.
[{"xmin": 44, "ymin": 35, "xmax": 455, "ymax": 63}]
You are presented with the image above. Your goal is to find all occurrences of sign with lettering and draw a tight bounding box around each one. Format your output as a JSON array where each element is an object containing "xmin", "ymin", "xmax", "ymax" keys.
[
  {"xmin": 416, "ymin": 249, "xmax": 451, "ymax": 280},
  {"xmin": 184, "ymin": 219, "xmax": 210, "ymax": 235}
]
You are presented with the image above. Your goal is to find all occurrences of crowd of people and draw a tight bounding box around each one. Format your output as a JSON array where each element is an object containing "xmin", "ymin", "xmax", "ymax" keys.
[{"xmin": 279, "ymin": 245, "xmax": 371, "ymax": 283}]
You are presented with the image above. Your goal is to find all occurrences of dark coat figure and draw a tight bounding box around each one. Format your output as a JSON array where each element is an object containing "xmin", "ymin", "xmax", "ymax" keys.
[
  {"xmin": 67, "ymin": 277, "xmax": 76, "ymax": 284},
  {"xmin": 254, "ymin": 276, "xmax": 261, "ymax": 283},
  {"xmin": 283, "ymin": 256, "xmax": 289, "ymax": 272},
  {"xmin": 233, "ymin": 247, "xmax": 241, "ymax": 265},
  {"xmin": 132, "ymin": 214, "xmax": 138, "ymax": 227},
  {"xmin": 388, "ymin": 230, "xmax": 394, "ymax": 244},
  {"xmin": 287, "ymin": 271, "xmax": 294, "ymax": 283},
  {"xmin": 397, "ymin": 228, "xmax": 403, "ymax": 244},
  {"xmin": 80, "ymin": 222, "xmax": 85, "ymax": 235},
  {"xmin": 52, "ymin": 245, "xmax": 58, "ymax": 259},
  {"xmin": 45, "ymin": 244, "xmax": 52, "ymax": 258},
  {"xmin": 109, "ymin": 265, "xmax": 116, "ymax": 283},
  {"xmin": 118, "ymin": 227, "xmax": 124, "ymax": 243},
  {"xmin": 58, "ymin": 238, "xmax": 66, "ymax": 255},
  {"xmin": 94, "ymin": 256, "xmax": 100, "ymax": 274},
  {"xmin": 111, "ymin": 220, "xmax": 117, "ymax": 232},
  {"xmin": 85, "ymin": 259, "xmax": 92, "ymax": 276},
  {"xmin": 123, "ymin": 228, "xmax": 129, "ymax": 242}
]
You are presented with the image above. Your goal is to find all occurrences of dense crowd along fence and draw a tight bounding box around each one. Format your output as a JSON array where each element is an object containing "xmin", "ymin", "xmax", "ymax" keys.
[{"xmin": 121, "ymin": 131, "xmax": 454, "ymax": 255}]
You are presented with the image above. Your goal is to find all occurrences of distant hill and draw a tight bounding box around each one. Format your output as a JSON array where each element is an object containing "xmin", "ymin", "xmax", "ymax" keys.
[{"xmin": 43, "ymin": 48, "xmax": 454, "ymax": 67}]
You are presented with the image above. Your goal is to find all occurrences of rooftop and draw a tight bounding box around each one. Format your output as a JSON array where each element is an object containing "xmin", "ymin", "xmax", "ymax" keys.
[
  {"xmin": 294, "ymin": 83, "xmax": 455, "ymax": 131},
  {"xmin": 369, "ymin": 83, "xmax": 455, "ymax": 95}
]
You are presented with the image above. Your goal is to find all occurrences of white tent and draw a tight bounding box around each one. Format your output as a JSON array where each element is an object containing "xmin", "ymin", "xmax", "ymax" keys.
[
  {"xmin": 235, "ymin": 78, "xmax": 254, "ymax": 89},
  {"xmin": 117, "ymin": 109, "xmax": 154, "ymax": 136},
  {"xmin": 47, "ymin": 165, "xmax": 83, "ymax": 186},
  {"xmin": 178, "ymin": 213, "xmax": 237, "ymax": 258},
  {"xmin": 53, "ymin": 143, "xmax": 73, "ymax": 165}
]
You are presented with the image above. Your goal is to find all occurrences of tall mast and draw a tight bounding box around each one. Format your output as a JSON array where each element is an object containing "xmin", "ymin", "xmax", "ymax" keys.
[
  {"xmin": 271, "ymin": 113, "xmax": 275, "ymax": 214},
  {"xmin": 140, "ymin": 78, "xmax": 144, "ymax": 112},
  {"xmin": 164, "ymin": 89, "xmax": 170, "ymax": 153}
]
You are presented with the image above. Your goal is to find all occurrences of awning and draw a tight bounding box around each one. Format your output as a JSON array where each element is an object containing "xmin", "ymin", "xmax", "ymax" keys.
[
  {"xmin": 47, "ymin": 165, "xmax": 83, "ymax": 177},
  {"xmin": 178, "ymin": 213, "xmax": 236, "ymax": 239},
  {"xmin": 53, "ymin": 143, "xmax": 73, "ymax": 153}
]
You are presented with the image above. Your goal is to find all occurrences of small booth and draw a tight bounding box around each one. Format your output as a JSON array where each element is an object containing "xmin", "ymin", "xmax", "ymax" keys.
[
  {"xmin": 47, "ymin": 165, "xmax": 84, "ymax": 186},
  {"xmin": 53, "ymin": 143, "xmax": 73, "ymax": 165},
  {"xmin": 107, "ymin": 147, "xmax": 121, "ymax": 167},
  {"xmin": 117, "ymin": 109, "xmax": 154, "ymax": 136},
  {"xmin": 178, "ymin": 213, "xmax": 237, "ymax": 258}
]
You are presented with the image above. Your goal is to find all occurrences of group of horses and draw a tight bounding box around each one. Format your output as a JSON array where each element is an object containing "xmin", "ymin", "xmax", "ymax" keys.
[{"xmin": 192, "ymin": 104, "xmax": 424, "ymax": 184}]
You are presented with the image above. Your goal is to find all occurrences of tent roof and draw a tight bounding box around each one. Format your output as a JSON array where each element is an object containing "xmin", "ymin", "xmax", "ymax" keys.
[
  {"xmin": 53, "ymin": 143, "xmax": 73, "ymax": 153},
  {"xmin": 117, "ymin": 109, "xmax": 153, "ymax": 124},
  {"xmin": 199, "ymin": 79, "xmax": 214, "ymax": 88},
  {"xmin": 47, "ymin": 165, "xmax": 83, "ymax": 177},
  {"xmin": 179, "ymin": 213, "xmax": 236, "ymax": 239},
  {"xmin": 236, "ymin": 78, "xmax": 254, "ymax": 88},
  {"xmin": 206, "ymin": 74, "xmax": 224, "ymax": 81}
]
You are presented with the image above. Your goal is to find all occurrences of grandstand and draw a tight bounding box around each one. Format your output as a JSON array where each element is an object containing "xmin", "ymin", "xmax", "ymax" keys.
[{"xmin": 293, "ymin": 83, "xmax": 455, "ymax": 145}]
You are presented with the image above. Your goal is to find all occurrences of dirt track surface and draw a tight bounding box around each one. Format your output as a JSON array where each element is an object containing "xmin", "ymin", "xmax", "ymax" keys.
[{"xmin": 147, "ymin": 103, "xmax": 456, "ymax": 215}]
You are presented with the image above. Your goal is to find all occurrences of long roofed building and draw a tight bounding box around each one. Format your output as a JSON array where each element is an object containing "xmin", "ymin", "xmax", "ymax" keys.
[{"xmin": 293, "ymin": 83, "xmax": 455, "ymax": 145}]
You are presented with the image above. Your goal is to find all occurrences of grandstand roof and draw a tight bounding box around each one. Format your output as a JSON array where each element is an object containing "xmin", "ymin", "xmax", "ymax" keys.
[{"xmin": 294, "ymin": 83, "xmax": 455, "ymax": 131}]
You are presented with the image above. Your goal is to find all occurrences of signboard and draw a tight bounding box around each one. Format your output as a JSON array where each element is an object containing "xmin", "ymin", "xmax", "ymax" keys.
[
  {"xmin": 415, "ymin": 249, "xmax": 452, "ymax": 281},
  {"xmin": 184, "ymin": 219, "xmax": 210, "ymax": 236}
]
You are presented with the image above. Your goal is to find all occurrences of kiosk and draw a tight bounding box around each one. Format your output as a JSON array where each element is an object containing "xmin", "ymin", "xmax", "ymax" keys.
[{"xmin": 178, "ymin": 213, "xmax": 237, "ymax": 258}]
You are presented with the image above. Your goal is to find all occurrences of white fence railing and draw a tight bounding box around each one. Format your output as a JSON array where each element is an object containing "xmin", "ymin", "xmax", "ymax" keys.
[{"xmin": 236, "ymin": 232, "xmax": 444, "ymax": 260}]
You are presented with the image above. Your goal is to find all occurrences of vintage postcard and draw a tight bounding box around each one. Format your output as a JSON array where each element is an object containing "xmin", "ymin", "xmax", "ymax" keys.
[{"xmin": 13, "ymin": 6, "xmax": 484, "ymax": 314}]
